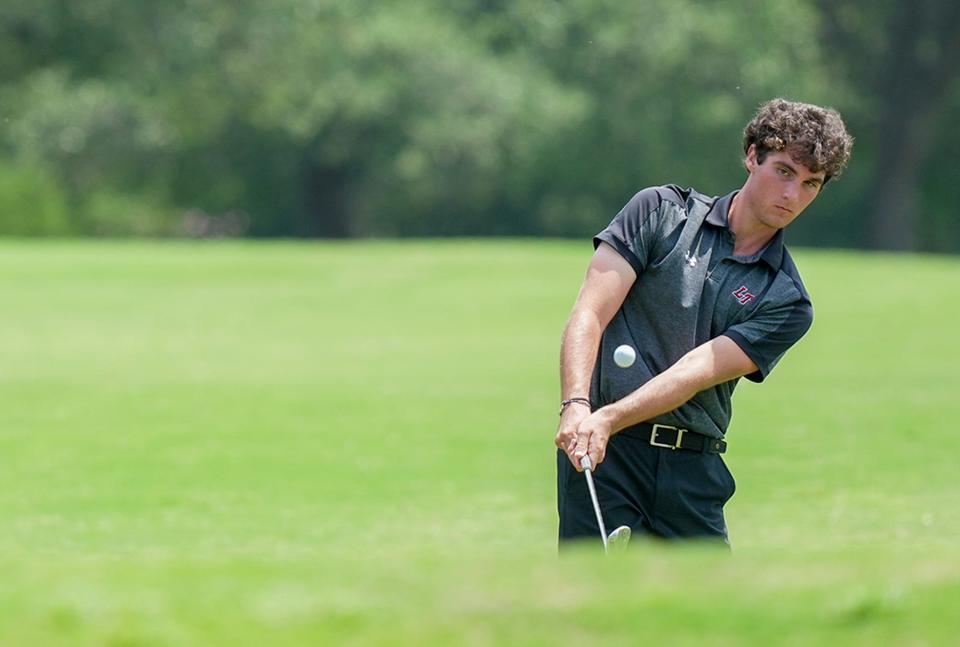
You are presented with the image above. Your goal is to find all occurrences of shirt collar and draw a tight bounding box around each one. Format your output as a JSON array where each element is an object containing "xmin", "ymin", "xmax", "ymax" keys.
[
  {"xmin": 705, "ymin": 190, "xmax": 785, "ymax": 270},
  {"xmin": 705, "ymin": 190, "xmax": 734, "ymax": 228}
]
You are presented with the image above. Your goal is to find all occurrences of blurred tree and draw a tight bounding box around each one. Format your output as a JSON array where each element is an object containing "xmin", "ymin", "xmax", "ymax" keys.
[
  {"xmin": 0, "ymin": 2, "xmax": 181, "ymax": 234},
  {"xmin": 447, "ymin": 0, "xmax": 833, "ymax": 236},
  {"xmin": 817, "ymin": 0, "xmax": 960, "ymax": 250},
  {"xmin": 0, "ymin": 160, "xmax": 70, "ymax": 235},
  {"xmin": 0, "ymin": 0, "xmax": 957, "ymax": 250},
  {"xmin": 231, "ymin": 0, "xmax": 587, "ymax": 236}
]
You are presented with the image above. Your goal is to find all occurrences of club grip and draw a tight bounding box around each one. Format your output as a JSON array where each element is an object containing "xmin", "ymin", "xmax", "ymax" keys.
[{"xmin": 579, "ymin": 455, "xmax": 592, "ymax": 471}]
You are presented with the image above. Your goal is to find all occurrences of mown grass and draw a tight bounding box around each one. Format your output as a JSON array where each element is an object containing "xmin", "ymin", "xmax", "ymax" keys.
[{"xmin": 0, "ymin": 240, "xmax": 957, "ymax": 646}]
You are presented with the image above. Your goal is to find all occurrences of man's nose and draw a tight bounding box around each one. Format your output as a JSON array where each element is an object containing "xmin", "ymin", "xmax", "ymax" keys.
[{"xmin": 782, "ymin": 183, "xmax": 797, "ymax": 202}]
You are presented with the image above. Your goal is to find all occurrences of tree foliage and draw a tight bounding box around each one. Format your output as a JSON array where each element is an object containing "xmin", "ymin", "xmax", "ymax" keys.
[{"xmin": 0, "ymin": 0, "xmax": 957, "ymax": 250}]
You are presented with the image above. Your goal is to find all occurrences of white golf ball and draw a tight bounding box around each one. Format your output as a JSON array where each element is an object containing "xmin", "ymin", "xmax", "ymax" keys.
[{"xmin": 613, "ymin": 344, "xmax": 636, "ymax": 368}]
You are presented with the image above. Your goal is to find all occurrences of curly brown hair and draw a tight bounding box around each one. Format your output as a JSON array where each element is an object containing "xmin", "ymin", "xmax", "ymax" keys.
[{"xmin": 743, "ymin": 98, "xmax": 853, "ymax": 184}]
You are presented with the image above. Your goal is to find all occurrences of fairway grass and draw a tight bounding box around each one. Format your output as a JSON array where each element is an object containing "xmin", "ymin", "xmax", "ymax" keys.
[{"xmin": 0, "ymin": 240, "xmax": 957, "ymax": 646}]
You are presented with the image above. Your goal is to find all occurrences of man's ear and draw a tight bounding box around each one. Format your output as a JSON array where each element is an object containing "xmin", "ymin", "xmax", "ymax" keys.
[{"xmin": 745, "ymin": 144, "xmax": 757, "ymax": 171}]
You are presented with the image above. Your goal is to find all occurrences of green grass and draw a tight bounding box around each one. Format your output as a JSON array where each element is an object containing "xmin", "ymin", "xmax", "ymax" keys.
[{"xmin": 0, "ymin": 239, "xmax": 957, "ymax": 646}]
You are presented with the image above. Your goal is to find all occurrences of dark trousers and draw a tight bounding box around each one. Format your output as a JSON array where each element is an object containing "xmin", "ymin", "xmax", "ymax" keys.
[{"xmin": 557, "ymin": 429, "xmax": 737, "ymax": 545}]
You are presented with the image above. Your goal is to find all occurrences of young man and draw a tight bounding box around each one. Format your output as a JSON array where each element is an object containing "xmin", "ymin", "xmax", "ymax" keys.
[{"xmin": 555, "ymin": 98, "xmax": 853, "ymax": 544}]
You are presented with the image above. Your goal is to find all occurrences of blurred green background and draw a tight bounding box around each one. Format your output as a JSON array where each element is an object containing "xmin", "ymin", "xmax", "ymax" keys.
[
  {"xmin": 3, "ymin": 3, "xmax": 959, "ymax": 644},
  {"xmin": 1, "ymin": 0, "xmax": 958, "ymax": 250}
]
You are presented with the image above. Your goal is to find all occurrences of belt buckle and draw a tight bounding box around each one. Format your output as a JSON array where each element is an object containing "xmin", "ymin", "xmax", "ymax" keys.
[{"xmin": 650, "ymin": 423, "xmax": 685, "ymax": 450}]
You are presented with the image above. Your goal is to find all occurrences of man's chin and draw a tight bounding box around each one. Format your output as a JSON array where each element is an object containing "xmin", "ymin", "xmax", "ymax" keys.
[{"xmin": 766, "ymin": 211, "xmax": 795, "ymax": 228}]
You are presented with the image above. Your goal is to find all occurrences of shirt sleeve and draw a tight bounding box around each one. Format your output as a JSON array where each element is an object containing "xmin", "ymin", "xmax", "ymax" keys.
[
  {"xmin": 592, "ymin": 187, "xmax": 666, "ymax": 276},
  {"xmin": 723, "ymin": 284, "xmax": 813, "ymax": 383}
]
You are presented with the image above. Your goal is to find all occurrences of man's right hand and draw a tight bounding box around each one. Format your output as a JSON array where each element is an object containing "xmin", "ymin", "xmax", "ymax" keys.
[{"xmin": 555, "ymin": 403, "xmax": 592, "ymax": 470}]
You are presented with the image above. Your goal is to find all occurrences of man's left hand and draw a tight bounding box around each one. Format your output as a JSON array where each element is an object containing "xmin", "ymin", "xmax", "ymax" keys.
[{"xmin": 573, "ymin": 410, "xmax": 614, "ymax": 470}]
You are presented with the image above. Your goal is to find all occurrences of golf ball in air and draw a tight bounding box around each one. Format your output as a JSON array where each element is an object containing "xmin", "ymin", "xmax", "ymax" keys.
[{"xmin": 613, "ymin": 344, "xmax": 636, "ymax": 368}]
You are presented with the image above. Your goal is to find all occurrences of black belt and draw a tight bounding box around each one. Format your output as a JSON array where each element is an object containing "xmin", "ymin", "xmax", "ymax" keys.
[{"xmin": 623, "ymin": 422, "xmax": 727, "ymax": 454}]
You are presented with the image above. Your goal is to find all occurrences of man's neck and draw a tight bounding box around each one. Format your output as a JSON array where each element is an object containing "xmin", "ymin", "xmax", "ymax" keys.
[{"xmin": 728, "ymin": 191, "xmax": 777, "ymax": 257}]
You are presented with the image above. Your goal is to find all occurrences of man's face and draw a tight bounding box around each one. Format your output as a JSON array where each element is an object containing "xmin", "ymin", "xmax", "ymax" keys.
[{"xmin": 743, "ymin": 145, "xmax": 825, "ymax": 230}]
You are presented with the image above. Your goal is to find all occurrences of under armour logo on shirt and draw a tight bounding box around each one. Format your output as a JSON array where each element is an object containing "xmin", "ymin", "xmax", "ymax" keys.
[{"xmin": 732, "ymin": 286, "xmax": 755, "ymax": 305}]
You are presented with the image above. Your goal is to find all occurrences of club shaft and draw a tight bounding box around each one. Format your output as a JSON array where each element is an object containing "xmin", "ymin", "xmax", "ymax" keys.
[{"xmin": 582, "ymin": 466, "xmax": 608, "ymax": 551}]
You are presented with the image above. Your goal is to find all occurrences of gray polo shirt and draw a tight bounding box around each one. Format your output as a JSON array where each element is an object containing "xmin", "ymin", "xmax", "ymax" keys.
[{"xmin": 591, "ymin": 184, "xmax": 814, "ymax": 439}]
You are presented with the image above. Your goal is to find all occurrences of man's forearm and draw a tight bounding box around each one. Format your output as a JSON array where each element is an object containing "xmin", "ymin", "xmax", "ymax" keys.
[
  {"xmin": 594, "ymin": 336, "xmax": 757, "ymax": 433},
  {"xmin": 597, "ymin": 359, "xmax": 701, "ymax": 432},
  {"xmin": 559, "ymin": 242, "xmax": 638, "ymax": 404},
  {"xmin": 560, "ymin": 307, "xmax": 603, "ymax": 400}
]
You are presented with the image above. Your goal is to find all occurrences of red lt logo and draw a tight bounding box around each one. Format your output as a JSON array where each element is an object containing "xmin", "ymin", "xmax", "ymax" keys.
[{"xmin": 732, "ymin": 286, "xmax": 754, "ymax": 305}]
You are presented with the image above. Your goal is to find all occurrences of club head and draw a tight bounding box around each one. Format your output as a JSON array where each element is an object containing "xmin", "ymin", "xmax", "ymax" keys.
[{"xmin": 607, "ymin": 525, "xmax": 631, "ymax": 551}]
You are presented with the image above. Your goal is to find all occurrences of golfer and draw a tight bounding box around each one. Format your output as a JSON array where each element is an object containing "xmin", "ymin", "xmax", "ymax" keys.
[{"xmin": 556, "ymin": 98, "xmax": 853, "ymax": 545}]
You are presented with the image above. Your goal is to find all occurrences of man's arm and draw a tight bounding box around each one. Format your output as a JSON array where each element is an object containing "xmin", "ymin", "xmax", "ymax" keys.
[
  {"xmin": 555, "ymin": 243, "xmax": 636, "ymax": 468},
  {"xmin": 572, "ymin": 335, "xmax": 759, "ymax": 468}
]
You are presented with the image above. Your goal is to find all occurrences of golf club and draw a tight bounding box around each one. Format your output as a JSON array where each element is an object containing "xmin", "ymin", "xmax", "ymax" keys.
[{"xmin": 580, "ymin": 455, "xmax": 632, "ymax": 552}]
